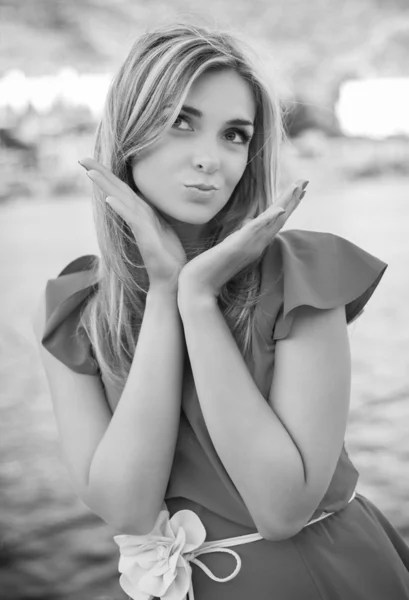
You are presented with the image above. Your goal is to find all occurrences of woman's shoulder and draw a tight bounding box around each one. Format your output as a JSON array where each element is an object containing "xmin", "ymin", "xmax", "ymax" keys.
[{"xmin": 39, "ymin": 254, "xmax": 101, "ymax": 375}]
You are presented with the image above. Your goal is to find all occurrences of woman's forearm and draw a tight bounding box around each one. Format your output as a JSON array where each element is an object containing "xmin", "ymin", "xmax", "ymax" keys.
[
  {"xmin": 88, "ymin": 285, "xmax": 184, "ymax": 535},
  {"xmin": 178, "ymin": 294, "xmax": 305, "ymax": 539}
]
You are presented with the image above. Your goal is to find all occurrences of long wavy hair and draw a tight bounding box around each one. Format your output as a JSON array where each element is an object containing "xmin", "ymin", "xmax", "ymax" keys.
[{"xmin": 78, "ymin": 21, "xmax": 288, "ymax": 393}]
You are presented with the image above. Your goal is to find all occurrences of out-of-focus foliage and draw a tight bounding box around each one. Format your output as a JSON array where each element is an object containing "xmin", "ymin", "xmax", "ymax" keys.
[{"xmin": 1, "ymin": 0, "xmax": 409, "ymax": 94}]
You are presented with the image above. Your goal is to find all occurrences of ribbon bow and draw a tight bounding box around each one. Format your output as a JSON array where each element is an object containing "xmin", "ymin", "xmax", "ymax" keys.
[{"xmin": 113, "ymin": 507, "xmax": 263, "ymax": 600}]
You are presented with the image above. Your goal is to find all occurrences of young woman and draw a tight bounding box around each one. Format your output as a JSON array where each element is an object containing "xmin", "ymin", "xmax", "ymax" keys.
[{"xmin": 33, "ymin": 21, "xmax": 409, "ymax": 600}]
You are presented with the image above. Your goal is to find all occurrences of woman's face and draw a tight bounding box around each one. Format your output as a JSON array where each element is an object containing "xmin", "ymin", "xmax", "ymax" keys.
[{"xmin": 131, "ymin": 68, "xmax": 256, "ymax": 242}]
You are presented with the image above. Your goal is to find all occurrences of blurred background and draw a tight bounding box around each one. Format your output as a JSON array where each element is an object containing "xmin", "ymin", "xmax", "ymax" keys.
[{"xmin": 0, "ymin": 0, "xmax": 408, "ymax": 598}]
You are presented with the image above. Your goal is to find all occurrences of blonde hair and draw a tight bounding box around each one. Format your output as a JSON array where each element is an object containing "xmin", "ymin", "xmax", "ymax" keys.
[{"xmin": 79, "ymin": 21, "xmax": 287, "ymax": 392}]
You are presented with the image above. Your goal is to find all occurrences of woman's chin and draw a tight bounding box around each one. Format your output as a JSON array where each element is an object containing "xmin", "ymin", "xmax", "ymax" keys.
[{"xmin": 160, "ymin": 210, "xmax": 212, "ymax": 227}]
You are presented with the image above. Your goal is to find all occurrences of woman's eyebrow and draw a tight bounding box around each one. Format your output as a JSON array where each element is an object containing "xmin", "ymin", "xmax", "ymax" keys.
[{"xmin": 177, "ymin": 104, "xmax": 255, "ymax": 128}]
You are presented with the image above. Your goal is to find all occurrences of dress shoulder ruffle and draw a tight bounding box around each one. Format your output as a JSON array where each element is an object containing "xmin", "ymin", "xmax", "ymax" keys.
[
  {"xmin": 41, "ymin": 255, "xmax": 100, "ymax": 375},
  {"xmin": 263, "ymin": 229, "xmax": 388, "ymax": 341}
]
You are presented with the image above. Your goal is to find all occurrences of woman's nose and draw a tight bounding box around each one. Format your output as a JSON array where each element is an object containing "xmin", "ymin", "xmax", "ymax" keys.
[
  {"xmin": 195, "ymin": 158, "xmax": 218, "ymax": 173},
  {"xmin": 193, "ymin": 153, "xmax": 220, "ymax": 172}
]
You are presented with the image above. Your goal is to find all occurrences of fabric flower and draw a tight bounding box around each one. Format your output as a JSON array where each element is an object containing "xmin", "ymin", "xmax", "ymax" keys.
[{"xmin": 113, "ymin": 508, "xmax": 207, "ymax": 600}]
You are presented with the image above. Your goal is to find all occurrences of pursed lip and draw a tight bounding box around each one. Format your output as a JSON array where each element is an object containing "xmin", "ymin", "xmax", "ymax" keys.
[{"xmin": 185, "ymin": 183, "xmax": 219, "ymax": 191}]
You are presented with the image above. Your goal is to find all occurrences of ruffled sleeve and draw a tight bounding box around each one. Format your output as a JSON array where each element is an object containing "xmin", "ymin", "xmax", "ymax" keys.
[
  {"xmin": 263, "ymin": 229, "xmax": 388, "ymax": 341},
  {"xmin": 41, "ymin": 255, "xmax": 101, "ymax": 375}
]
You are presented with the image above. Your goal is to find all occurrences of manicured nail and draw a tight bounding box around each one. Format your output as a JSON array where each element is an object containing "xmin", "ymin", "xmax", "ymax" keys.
[
  {"xmin": 292, "ymin": 186, "xmax": 302, "ymax": 200},
  {"xmin": 301, "ymin": 181, "xmax": 309, "ymax": 191}
]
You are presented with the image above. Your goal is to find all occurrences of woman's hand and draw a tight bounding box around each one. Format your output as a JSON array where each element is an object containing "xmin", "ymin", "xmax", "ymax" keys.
[
  {"xmin": 79, "ymin": 157, "xmax": 187, "ymax": 294},
  {"xmin": 177, "ymin": 179, "xmax": 309, "ymax": 307}
]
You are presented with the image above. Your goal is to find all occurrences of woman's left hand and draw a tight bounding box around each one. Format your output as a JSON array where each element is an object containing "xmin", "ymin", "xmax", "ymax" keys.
[{"xmin": 177, "ymin": 179, "xmax": 309, "ymax": 308}]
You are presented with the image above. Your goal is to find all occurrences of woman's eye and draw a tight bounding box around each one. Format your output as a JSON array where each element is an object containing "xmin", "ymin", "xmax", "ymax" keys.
[
  {"xmin": 172, "ymin": 115, "xmax": 192, "ymax": 130},
  {"xmin": 172, "ymin": 115, "xmax": 251, "ymax": 146},
  {"xmin": 225, "ymin": 129, "xmax": 251, "ymax": 145}
]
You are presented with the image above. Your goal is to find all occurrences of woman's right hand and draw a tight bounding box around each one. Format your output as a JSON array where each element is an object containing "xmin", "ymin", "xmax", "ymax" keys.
[{"xmin": 79, "ymin": 158, "xmax": 187, "ymax": 293}]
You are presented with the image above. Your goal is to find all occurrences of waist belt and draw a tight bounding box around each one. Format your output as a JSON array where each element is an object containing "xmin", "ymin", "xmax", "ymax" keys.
[{"xmin": 114, "ymin": 490, "xmax": 356, "ymax": 600}]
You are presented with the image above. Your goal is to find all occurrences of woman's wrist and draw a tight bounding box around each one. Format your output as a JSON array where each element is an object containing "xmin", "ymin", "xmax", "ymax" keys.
[{"xmin": 147, "ymin": 282, "xmax": 179, "ymax": 304}]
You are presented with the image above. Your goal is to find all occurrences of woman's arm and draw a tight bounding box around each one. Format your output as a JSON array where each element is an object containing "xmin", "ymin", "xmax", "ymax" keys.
[
  {"xmin": 178, "ymin": 294, "xmax": 350, "ymax": 541},
  {"xmin": 87, "ymin": 285, "xmax": 184, "ymax": 534},
  {"xmin": 34, "ymin": 284, "xmax": 184, "ymax": 536}
]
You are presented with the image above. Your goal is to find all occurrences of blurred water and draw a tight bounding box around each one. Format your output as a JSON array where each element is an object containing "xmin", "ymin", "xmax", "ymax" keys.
[{"xmin": 0, "ymin": 171, "xmax": 408, "ymax": 599}]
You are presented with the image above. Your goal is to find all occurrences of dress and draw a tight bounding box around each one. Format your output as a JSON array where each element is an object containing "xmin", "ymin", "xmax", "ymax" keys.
[{"xmin": 41, "ymin": 229, "xmax": 409, "ymax": 599}]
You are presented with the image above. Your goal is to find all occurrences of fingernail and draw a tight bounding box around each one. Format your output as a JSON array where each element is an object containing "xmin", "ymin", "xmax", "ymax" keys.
[
  {"xmin": 299, "ymin": 190, "xmax": 306, "ymax": 199},
  {"xmin": 292, "ymin": 186, "xmax": 301, "ymax": 200},
  {"xmin": 301, "ymin": 181, "xmax": 309, "ymax": 191}
]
